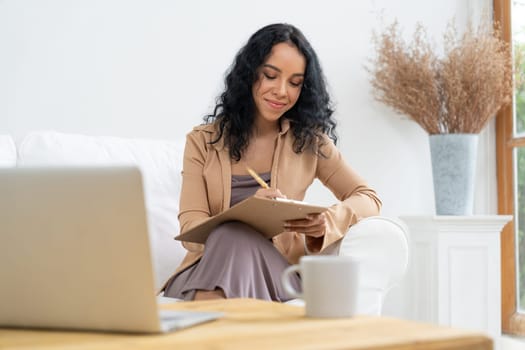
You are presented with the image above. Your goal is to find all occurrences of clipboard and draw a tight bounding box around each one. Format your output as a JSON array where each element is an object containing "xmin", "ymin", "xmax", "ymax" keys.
[{"xmin": 174, "ymin": 196, "xmax": 329, "ymax": 244}]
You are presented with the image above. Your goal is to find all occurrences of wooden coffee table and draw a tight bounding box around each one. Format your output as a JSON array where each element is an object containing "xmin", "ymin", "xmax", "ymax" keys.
[{"xmin": 0, "ymin": 298, "xmax": 492, "ymax": 349}]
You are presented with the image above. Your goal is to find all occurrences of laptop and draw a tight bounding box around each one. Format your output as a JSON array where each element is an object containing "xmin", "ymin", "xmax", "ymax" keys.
[{"xmin": 0, "ymin": 166, "xmax": 222, "ymax": 333}]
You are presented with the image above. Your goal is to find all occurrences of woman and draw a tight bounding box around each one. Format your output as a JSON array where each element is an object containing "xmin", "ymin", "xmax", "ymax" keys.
[{"xmin": 162, "ymin": 23, "xmax": 381, "ymax": 301}]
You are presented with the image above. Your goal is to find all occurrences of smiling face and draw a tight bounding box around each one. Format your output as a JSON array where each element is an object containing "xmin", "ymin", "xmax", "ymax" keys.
[{"xmin": 252, "ymin": 42, "xmax": 306, "ymax": 127}]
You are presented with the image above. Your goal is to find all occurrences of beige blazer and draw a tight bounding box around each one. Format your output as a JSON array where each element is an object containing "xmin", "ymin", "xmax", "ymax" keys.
[{"xmin": 170, "ymin": 119, "xmax": 382, "ymax": 279}]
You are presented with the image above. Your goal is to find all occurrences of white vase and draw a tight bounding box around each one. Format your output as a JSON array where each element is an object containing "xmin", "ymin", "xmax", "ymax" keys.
[{"xmin": 429, "ymin": 134, "xmax": 478, "ymax": 215}]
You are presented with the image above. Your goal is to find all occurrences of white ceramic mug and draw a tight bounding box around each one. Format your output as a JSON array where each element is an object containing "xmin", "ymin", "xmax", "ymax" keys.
[{"xmin": 281, "ymin": 256, "xmax": 359, "ymax": 318}]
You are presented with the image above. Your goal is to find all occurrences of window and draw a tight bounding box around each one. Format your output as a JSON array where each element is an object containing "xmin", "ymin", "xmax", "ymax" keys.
[{"xmin": 494, "ymin": 0, "xmax": 525, "ymax": 335}]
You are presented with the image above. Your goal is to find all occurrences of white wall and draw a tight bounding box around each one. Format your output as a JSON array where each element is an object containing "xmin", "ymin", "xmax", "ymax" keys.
[{"xmin": 0, "ymin": 0, "xmax": 494, "ymax": 317}]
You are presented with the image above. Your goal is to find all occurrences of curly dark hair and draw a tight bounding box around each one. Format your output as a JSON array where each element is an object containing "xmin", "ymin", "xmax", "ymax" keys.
[{"xmin": 205, "ymin": 23, "xmax": 337, "ymax": 161}]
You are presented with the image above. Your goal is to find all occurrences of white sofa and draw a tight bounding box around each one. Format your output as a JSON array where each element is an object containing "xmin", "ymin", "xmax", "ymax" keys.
[{"xmin": 1, "ymin": 131, "xmax": 409, "ymax": 315}]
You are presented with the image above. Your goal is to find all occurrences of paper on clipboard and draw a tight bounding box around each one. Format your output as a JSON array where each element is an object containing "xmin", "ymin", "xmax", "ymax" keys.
[{"xmin": 174, "ymin": 196, "xmax": 328, "ymax": 244}]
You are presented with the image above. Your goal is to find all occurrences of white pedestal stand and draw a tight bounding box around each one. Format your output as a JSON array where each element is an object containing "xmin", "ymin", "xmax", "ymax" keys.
[{"xmin": 399, "ymin": 215, "xmax": 511, "ymax": 346}]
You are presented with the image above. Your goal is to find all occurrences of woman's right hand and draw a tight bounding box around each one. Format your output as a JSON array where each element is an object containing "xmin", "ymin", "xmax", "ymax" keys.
[{"xmin": 254, "ymin": 188, "xmax": 286, "ymax": 200}]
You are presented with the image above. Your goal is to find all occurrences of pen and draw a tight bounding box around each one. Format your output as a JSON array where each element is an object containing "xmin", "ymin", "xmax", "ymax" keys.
[{"xmin": 246, "ymin": 167, "xmax": 270, "ymax": 189}]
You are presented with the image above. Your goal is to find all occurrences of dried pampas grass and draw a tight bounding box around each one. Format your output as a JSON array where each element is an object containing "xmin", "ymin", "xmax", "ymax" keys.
[{"xmin": 368, "ymin": 17, "xmax": 513, "ymax": 134}]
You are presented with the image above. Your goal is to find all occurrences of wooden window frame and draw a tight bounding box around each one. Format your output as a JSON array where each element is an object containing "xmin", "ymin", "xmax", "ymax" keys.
[{"xmin": 494, "ymin": 0, "xmax": 525, "ymax": 335}]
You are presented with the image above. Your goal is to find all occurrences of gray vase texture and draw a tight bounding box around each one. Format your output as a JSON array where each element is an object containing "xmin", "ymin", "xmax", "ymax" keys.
[{"xmin": 429, "ymin": 134, "xmax": 478, "ymax": 215}]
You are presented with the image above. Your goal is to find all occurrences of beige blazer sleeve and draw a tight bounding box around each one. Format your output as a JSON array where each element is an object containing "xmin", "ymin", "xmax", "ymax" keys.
[{"xmin": 306, "ymin": 137, "xmax": 382, "ymax": 252}]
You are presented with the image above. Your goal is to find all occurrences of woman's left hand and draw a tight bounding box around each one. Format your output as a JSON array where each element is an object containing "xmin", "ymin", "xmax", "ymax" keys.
[{"xmin": 284, "ymin": 212, "xmax": 327, "ymax": 238}]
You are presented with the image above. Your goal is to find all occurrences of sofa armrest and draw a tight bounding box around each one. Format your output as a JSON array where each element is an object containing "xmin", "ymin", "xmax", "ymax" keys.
[{"xmin": 337, "ymin": 216, "xmax": 409, "ymax": 315}]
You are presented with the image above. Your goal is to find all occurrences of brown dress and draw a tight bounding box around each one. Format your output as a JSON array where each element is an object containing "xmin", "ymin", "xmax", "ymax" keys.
[{"xmin": 163, "ymin": 173, "xmax": 301, "ymax": 301}]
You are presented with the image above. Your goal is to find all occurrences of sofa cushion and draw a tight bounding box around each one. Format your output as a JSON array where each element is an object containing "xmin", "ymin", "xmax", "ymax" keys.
[
  {"xmin": 17, "ymin": 130, "xmax": 186, "ymax": 288},
  {"xmin": 0, "ymin": 135, "xmax": 16, "ymax": 167}
]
